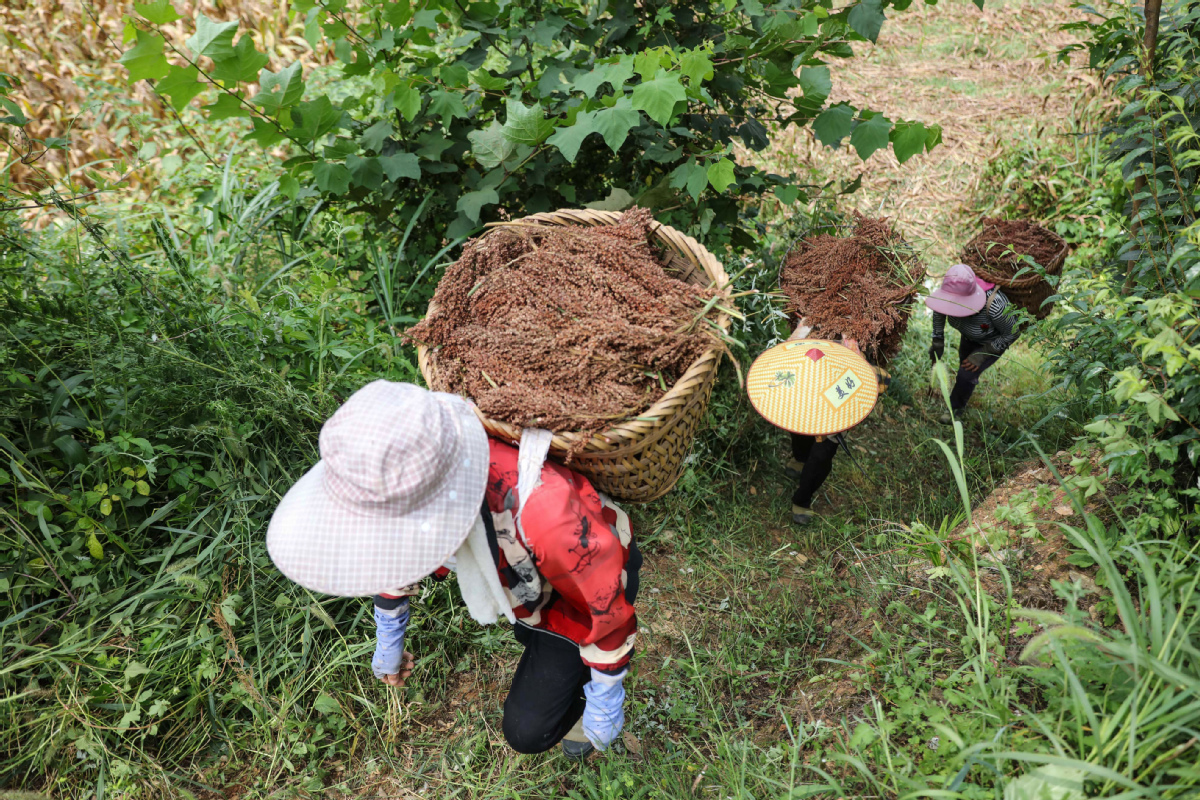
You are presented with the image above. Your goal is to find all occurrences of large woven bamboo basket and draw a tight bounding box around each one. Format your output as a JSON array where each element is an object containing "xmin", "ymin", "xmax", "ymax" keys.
[
  {"xmin": 417, "ymin": 208, "xmax": 733, "ymax": 503},
  {"xmin": 960, "ymin": 225, "xmax": 1068, "ymax": 321}
]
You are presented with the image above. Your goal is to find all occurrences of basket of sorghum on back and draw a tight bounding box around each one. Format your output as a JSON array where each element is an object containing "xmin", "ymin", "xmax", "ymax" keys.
[
  {"xmin": 960, "ymin": 218, "xmax": 1067, "ymax": 320},
  {"xmin": 779, "ymin": 214, "xmax": 923, "ymax": 362},
  {"xmin": 408, "ymin": 207, "xmax": 734, "ymax": 503}
]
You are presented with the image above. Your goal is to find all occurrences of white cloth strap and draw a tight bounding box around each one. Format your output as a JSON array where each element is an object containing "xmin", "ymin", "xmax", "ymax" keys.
[
  {"xmin": 515, "ymin": 427, "xmax": 554, "ymax": 540},
  {"xmin": 453, "ymin": 514, "xmax": 516, "ymax": 625}
]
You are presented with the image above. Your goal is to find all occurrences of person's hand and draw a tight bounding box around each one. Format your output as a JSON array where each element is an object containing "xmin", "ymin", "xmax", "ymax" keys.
[
  {"xmin": 929, "ymin": 338, "xmax": 944, "ymax": 364},
  {"xmin": 841, "ymin": 336, "xmax": 861, "ymax": 356},
  {"xmin": 961, "ymin": 350, "xmax": 993, "ymax": 372},
  {"xmin": 379, "ymin": 650, "xmax": 416, "ymax": 688}
]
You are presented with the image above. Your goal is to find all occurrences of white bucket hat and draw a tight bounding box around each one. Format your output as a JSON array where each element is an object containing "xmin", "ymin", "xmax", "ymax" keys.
[{"xmin": 267, "ymin": 380, "xmax": 490, "ymax": 596}]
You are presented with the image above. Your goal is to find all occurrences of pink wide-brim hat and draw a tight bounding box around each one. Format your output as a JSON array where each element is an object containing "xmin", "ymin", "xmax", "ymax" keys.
[
  {"xmin": 925, "ymin": 263, "xmax": 987, "ymax": 317},
  {"xmin": 267, "ymin": 380, "xmax": 490, "ymax": 597}
]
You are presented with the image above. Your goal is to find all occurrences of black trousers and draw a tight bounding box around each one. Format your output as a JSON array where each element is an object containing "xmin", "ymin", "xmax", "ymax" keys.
[
  {"xmin": 949, "ymin": 339, "xmax": 1002, "ymax": 412},
  {"xmin": 501, "ymin": 623, "xmax": 590, "ymax": 754},
  {"xmin": 791, "ymin": 433, "xmax": 840, "ymax": 508}
]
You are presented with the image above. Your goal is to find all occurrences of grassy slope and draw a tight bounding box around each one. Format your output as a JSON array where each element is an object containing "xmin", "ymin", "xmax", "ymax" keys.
[{"xmin": 274, "ymin": 2, "xmax": 1096, "ymax": 798}]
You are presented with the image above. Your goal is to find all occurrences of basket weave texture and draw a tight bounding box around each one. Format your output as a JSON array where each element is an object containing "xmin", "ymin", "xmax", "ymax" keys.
[
  {"xmin": 960, "ymin": 226, "xmax": 1068, "ymax": 321},
  {"xmin": 417, "ymin": 208, "xmax": 732, "ymax": 503}
]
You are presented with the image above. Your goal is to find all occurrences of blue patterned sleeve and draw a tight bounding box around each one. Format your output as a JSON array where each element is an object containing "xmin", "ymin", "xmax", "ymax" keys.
[{"xmin": 371, "ymin": 595, "xmax": 410, "ymax": 679}]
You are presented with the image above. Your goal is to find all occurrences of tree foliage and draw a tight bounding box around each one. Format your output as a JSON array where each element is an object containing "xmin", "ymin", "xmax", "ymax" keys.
[{"xmin": 118, "ymin": 0, "xmax": 944, "ymax": 252}]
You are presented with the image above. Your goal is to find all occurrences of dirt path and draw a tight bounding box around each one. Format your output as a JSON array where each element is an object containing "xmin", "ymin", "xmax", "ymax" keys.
[{"xmin": 761, "ymin": 0, "xmax": 1095, "ymax": 264}]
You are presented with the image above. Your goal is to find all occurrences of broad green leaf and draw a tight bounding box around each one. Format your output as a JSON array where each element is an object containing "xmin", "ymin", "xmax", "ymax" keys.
[
  {"xmin": 470, "ymin": 121, "xmax": 517, "ymax": 167},
  {"xmin": 360, "ymin": 119, "xmax": 394, "ymax": 152},
  {"xmin": 156, "ymin": 64, "xmax": 204, "ymax": 111},
  {"xmin": 134, "ymin": 0, "xmax": 181, "ymax": 24},
  {"xmin": 120, "ymin": 30, "xmax": 170, "ymax": 83},
  {"xmin": 379, "ymin": 153, "xmax": 421, "ymax": 181},
  {"xmin": 457, "ymin": 187, "xmax": 500, "ymax": 222},
  {"xmin": 813, "ymin": 102, "xmax": 854, "ymax": 147},
  {"xmin": 890, "ymin": 121, "xmax": 927, "ymax": 163},
  {"xmin": 584, "ymin": 187, "xmax": 635, "ymax": 211},
  {"xmin": 0, "ymin": 97, "xmax": 27, "ymax": 126},
  {"xmin": 416, "ymin": 132, "xmax": 453, "ymax": 160},
  {"xmin": 798, "ymin": 66, "xmax": 832, "ymax": 110},
  {"xmin": 428, "ymin": 90, "xmax": 468, "ymax": 128},
  {"xmin": 87, "ymin": 532, "xmax": 104, "ymax": 560},
  {"xmin": 252, "ymin": 63, "xmax": 304, "ymax": 116},
  {"xmin": 850, "ymin": 112, "xmax": 892, "ymax": 159},
  {"xmin": 186, "ymin": 14, "xmax": 238, "ymax": 60},
  {"xmin": 245, "ymin": 117, "xmax": 284, "ymax": 146},
  {"xmin": 290, "ymin": 96, "xmax": 344, "ymax": 142},
  {"xmin": 347, "ymin": 154, "xmax": 383, "ymax": 190},
  {"xmin": 686, "ymin": 163, "xmax": 708, "ymax": 201},
  {"xmin": 501, "ymin": 99, "xmax": 555, "ymax": 146},
  {"xmin": 775, "ymin": 185, "xmax": 802, "ymax": 205},
  {"xmin": 313, "ymin": 162, "xmax": 351, "ymax": 194},
  {"xmin": 634, "ymin": 49, "xmax": 669, "ymax": 81},
  {"xmin": 925, "ymin": 123, "xmax": 944, "ymax": 150},
  {"xmin": 202, "ymin": 92, "xmax": 250, "ymax": 120},
  {"xmin": 679, "ymin": 49, "xmax": 714, "ymax": 87},
  {"xmin": 847, "ymin": 0, "xmax": 886, "ymax": 43},
  {"xmin": 472, "ymin": 69, "xmax": 508, "ymax": 92},
  {"xmin": 741, "ymin": 0, "xmax": 765, "ymax": 14},
  {"xmin": 440, "ymin": 63, "xmax": 470, "ymax": 89},
  {"xmin": 592, "ymin": 99, "xmax": 640, "ymax": 153},
  {"xmin": 313, "ymin": 694, "xmax": 341, "ymax": 714},
  {"xmin": 211, "ymin": 35, "xmax": 269, "ymax": 83},
  {"xmin": 392, "ymin": 82, "xmax": 422, "ymax": 122},
  {"xmin": 573, "ymin": 61, "xmax": 633, "ymax": 98},
  {"xmin": 706, "ymin": 158, "xmax": 736, "ymax": 193},
  {"xmin": 546, "ymin": 112, "xmax": 596, "ymax": 162},
  {"xmin": 631, "ymin": 71, "xmax": 686, "ymax": 127}
]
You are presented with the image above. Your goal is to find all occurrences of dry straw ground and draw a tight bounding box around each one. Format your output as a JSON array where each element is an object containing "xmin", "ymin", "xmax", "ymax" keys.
[{"xmin": 756, "ymin": 0, "xmax": 1103, "ymax": 265}]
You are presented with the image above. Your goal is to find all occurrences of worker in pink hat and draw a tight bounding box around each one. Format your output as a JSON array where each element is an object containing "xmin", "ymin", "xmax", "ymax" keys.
[
  {"xmin": 925, "ymin": 264, "xmax": 1020, "ymax": 423},
  {"xmin": 267, "ymin": 380, "xmax": 641, "ymax": 760}
]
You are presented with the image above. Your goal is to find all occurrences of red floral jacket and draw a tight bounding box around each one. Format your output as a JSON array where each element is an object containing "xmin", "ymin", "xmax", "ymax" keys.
[{"xmin": 379, "ymin": 438, "xmax": 640, "ymax": 675}]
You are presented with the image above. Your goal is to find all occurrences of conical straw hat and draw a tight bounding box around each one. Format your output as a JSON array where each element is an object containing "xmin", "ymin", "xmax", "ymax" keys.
[{"xmin": 747, "ymin": 339, "xmax": 880, "ymax": 436}]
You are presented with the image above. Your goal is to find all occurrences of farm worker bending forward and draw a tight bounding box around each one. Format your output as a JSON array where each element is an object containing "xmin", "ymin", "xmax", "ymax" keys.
[
  {"xmin": 925, "ymin": 264, "xmax": 1020, "ymax": 424},
  {"xmin": 266, "ymin": 380, "xmax": 641, "ymax": 760},
  {"xmin": 784, "ymin": 326, "xmax": 890, "ymax": 526}
]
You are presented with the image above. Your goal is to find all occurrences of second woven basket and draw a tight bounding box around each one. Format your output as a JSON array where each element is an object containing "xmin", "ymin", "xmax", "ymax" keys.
[{"xmin": 417, "ymin": 208, "xmax": 732, "ymax": 503}]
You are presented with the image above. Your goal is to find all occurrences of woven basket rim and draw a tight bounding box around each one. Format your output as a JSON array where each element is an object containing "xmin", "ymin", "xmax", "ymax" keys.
[
  {"xmin": 961, "ymin": 224, "xmax": 1068, "ymax": 289},
  {"xmin": 415, "ymin": 208, "xmax": 732, "ymax": 456}
]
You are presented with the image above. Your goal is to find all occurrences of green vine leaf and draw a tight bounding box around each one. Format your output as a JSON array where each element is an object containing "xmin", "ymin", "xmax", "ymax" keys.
[
  {"xmin": 120, "ymin": 30, "xmax": 170, "ymax": 83},
  {"xmin": 572, "ymin": 60, "xmax": 634, "ymax": 98},
  {"xmin": 156, "ymin": 64, "xmax": 204, "ymax": 110},
  {"xmin": 847, "ymin": 0, "xmax": 886, "ymax": 43},
  {"xmin": 813, "ymin": 102, "xmax": 854, "ymax": 147},
  {"xmin": 203, "ymin": 92, "xmax": 250, "ymax": 120},
  {"xmin": 546, "ymin": 100, "xmax": 638, "ymax": 162},
  {"xmin": 706, "ymin": 158, "xmax": 736, "ymax": 193},
  {"xmin": 360, "ymin": 120, "xmax": 394, "ymax": 153},
  {"xmin": 186, "ymin": 14, "xmax": 239, "ymax": 60},
  {"xmin": 501, "ymin": 99, "xmax": 555, "ymax": 146},
  {"xmin": 679, "ymin": 48, "xmax": 714, "ymax": 87},
  {"xmin": 347, "ymin": 154, "xmax": 383, "ymax": 190},
  {"xmin": 391, "ymin": 81, "xmax": 422, "ymax": 123},
  {"xmin": 134, "ymin": 0, "xmax": 181, "ymax": 25},
  {"xmin": 211, "ymin": 35, "xmax": 269, "ymax": 83},
  {"xmin": 797, "ymin": 66, "xmax": 832, "ymax": 114},
  {"xmin": 289, "ymin": 96, "xmax": 344, "ymax": 143},
  {"xmin": 379, "ymin": 153, "xmax": 421, "ymax": 181},
  {"xmin": 890, "ymin": 121, "xmax": 927, "ymax": 164},
  {"xmin": 457, "ymin": 187, "xmax": 500, "ymax": 223},
  {"xmin": 252, "ymin": 63, "xmax": 304, "ymax": 116},
  {"xmin": 631, "ymin": 71, "xmax": 686, "ymax": 127},
  {"xmin": 850, "ymin": 112, "xmax": 892, "ymax": 160},
  {"xmin": 312, "ymin": 161, "xmax": 351, "ymax": 195},
  {"xmin": 469, "ymin": 121, "xmax": 517, "ymax": 168},
  {"xmin": 428, "ymin": 90, "xmax": 469, "ymax": 129}
]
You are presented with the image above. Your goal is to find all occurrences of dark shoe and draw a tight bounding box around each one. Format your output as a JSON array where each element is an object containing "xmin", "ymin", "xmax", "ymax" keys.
[
  {"xmin": 792, "ymin": 505, "xmax": 815, "ymax": 526},
  {"xmin": 784, "ymin": 458, "xmax": 805, "ymax": 480},
  {"xmin": 561, "ymin": 718, "xmax": 594, "ymax": 761}
]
